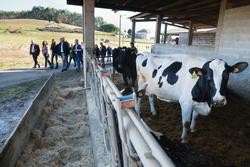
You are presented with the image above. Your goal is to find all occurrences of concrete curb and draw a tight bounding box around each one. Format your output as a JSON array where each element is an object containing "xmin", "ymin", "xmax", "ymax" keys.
[
  {"xmin": 85, "ymin": 88, "xmax": 112, "ymax": 167},
  {"xmin": 0, "ymin": 73, "xmax": 55, "ymax": 167}
]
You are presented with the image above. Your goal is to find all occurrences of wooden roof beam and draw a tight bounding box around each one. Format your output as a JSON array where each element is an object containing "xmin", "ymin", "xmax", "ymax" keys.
[
  {"xmin": 173, "ymin": 0, "xmax": 218, "ymax": 12},
  {"xmin": 129, "ymin": 12, "xmax": 153, "ymax": 19},
  {"xmin": 163, "ymin": 22, "xmax": 190, "ymax": 29},
  {"xmin": 122, "ymin": 0, "xmax": 133, "ymax": 6},
  {"xmin": 156, "ymin": 0, "xmax": 192, "ymax": 11}
]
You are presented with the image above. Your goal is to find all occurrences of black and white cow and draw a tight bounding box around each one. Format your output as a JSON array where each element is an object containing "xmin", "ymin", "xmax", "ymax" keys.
[
  {"xmin": 136, "ymin": 53, "xmax": 248, "ymax": 143},
  {"xmin": 113, "ymin": 47, "xmax": 137, "ymax": 88}
]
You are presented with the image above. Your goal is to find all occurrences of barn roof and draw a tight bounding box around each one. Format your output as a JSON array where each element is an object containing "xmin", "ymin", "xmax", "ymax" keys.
[{"xmin": 67, "ymin": 0, "xmax": 250, "ymax": 28}]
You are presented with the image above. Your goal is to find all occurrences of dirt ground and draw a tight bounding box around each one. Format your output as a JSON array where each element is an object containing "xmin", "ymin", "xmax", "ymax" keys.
[
  {"xmin": 113, "ymin": 73, "xmax": 250, "ymax": 167},
  {"xmin": 16, "ymin": 71, "xmax": 94, "ymax": 167}
]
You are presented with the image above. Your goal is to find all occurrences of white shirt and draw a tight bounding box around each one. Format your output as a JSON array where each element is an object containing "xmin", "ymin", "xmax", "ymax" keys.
[
  {"xmin": 60, "ymin": 43, "xmax": 64, "ymax": 53},
  {"xmin": 31, "ymin": 44, "xmax": 35, "ymax": 53}
]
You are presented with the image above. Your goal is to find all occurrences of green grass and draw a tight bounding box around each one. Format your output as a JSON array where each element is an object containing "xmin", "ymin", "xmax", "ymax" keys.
[{"xmin": 0, "ymin": 19, "xmax": 153, "ymax": 70}]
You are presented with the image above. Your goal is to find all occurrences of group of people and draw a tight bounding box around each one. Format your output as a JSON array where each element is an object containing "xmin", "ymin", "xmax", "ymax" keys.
[
  {"xmin": 29, "ymin": 37, "xmax": 83, "ymax": 72},
  {"xmin": 93, "ymin": 42, "xmax": 112, "ymax": 65},
  {"xmin": 93, "ymin": 42, "xmax": 138, "ymax": 66}
]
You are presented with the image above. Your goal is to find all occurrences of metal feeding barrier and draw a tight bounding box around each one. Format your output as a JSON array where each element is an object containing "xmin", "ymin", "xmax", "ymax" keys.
[{"xmin": 84, "ymin": 50, "xmax": 175, "ymax": 167}]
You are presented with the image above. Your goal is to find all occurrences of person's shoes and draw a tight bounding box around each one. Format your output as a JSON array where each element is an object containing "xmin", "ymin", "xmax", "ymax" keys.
[
  {"xmin": 38, "ymin": 64, "xmax": 40, "ymax": 68},
  {"xmin": 55, "ymin": 63, "xmax": 58, "ymax": 69},
  {"xmin": 61, "ymin": 69, "xmax": 65, "ymax": 72},
  {"xmin": 76, "ymin": 69, "xmax": 79, "ymax": 72},
  {"xmin": 50, "ymin": 65, "xmax": 54, "ymax": 69},
  {"xmin": 32, "ymin": 66, "xmax": 36, "ymax": 68}
]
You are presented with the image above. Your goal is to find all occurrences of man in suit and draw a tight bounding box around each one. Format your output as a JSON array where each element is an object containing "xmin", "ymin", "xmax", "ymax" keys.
[
  {"xmin": 100, "ymin": 42, "xmax": 106, "ymax": 67},
  {"xmin": 73, "ymin": 39, "xmax": 83, "ymax": 72},
  {"xmin": 58, "ymin": 37, "xmax": 70, "ymax": 72},
  {"xmin": 50, "ymin": 39, "xmax": 58, "ymax": 69},
  {"xmin": 30, "ymin": 40, "xmax": 40, "ymax": 68}
]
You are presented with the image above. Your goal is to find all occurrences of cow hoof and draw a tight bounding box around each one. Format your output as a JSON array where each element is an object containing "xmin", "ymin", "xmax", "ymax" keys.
[
  {"xmin": 181, "ymin": 139, "xmax": 188, "ymax": 144},
  {"xmin": 191, "ymin": 129, "xmax": 197, "ymax": 133}
]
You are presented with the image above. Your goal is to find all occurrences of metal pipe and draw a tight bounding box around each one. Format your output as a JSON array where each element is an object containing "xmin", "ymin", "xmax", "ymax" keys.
[
  {"xmin": 105, "ymin": 77, "xmax": 175, "ymax": 167},
  {"xmin": 87, "ymin": 57, "xmax": 175, "ymax": 167},
  {"xmin": 123, "ymin": 115, "xmax": 160, "ymax": 167}
]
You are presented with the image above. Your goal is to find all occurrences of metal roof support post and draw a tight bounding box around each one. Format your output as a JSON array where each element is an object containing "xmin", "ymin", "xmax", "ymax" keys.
[
  {"xmin": 131, "ymin": 19, "xmax": 136, "ymax": 43},
  {"xmin": 215, "ymin": 0, "xmax": 227, "ymax": 52},
  {"xmin": 188, "ymin": 21, "xmax": 193, "ymax": 46},
  {"xmin": 82, "ymin": 0, "xmax": 94, "ymax": 88},
  {"xmin": 155, "ymin": 15, "xmax": 162, "ymax": 44},
  {"xmin": 163, "ymin": 23, "xmax": 168, "ymax": 44},
  {"xmin": 83, "ymin": 0, "xmax": 94, "ymax": 52}
]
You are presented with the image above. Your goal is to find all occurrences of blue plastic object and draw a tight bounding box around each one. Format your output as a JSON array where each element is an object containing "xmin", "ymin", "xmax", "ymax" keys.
[{"xmin": 117, "ymin": 95, "xmax": 133, "ymax": 101}]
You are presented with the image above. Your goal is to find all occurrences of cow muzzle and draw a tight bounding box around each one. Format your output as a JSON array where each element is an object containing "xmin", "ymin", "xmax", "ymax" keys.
[{"xmin": 213, "ymin": 98, "xmax": 227, "ymax": 107}]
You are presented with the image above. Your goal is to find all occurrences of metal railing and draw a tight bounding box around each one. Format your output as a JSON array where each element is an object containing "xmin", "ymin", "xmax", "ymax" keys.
[{"xmin": 85, "ymin": 50, "xmax": 175, "ymax": 167}]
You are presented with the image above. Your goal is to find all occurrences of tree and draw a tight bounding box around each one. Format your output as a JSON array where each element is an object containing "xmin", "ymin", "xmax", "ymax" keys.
[
  {"xmin": 127, "ymin": 29, "xmax": 132, "ymax": 36},
  {"xmin": 95, "ymin": 16, "xmax": 106, "ymax": 29},
  {"xmin": 0, "ymin": 6, "xmax": 110, "ymax": 29},
  {"xmin": 99, "ymin": 24, "xmax": 119, "ymax": 33}
]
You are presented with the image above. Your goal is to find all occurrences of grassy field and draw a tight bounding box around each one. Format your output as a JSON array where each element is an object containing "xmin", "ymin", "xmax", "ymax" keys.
[{"xmin": 0, "ymin": 19, "xmax": 153, "ymax": 70}]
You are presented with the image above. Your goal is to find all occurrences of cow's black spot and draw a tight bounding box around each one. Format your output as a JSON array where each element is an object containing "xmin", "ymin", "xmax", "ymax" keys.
[
  {"xmin": 162, "ymin": 62, "xmax": 182, "ymax": 85},
  {"xmin": 162, "ymin": 62, "xmax": 182, "ymax": 77},
  {"xmin": 152, "ymin": 69, "xmax": 157, "ymax": 78},
  {"xmin": 159, "ymin": 82, "xmax": 163, "ymax": 88},
  {"xmin": 158, "ymin": 76, "xmax": 163, "ymax": 88},
  {"xmin": 158, "ymin": 65, "xmax": 162, "ymax": 69},
  {"xmin": 142, "ymin": 59, "xmax": 148, "ymax": 67},
  {"xmin": 220, "ymin": 63, "xmax": 230, "ymax": 96},
  {"xmin": 191, "ymin": 61, "xmax": 217, "ymax": 107}
]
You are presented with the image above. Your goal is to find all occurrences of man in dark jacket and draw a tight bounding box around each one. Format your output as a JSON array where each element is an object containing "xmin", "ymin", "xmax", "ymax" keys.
[
  {"xmin": 130, "ymin": 42, "xmax": 138, "ymax": 54},
  {"xmin": 58, "ymin": 37, "xmax": 70, "ymax": 72},
  {"xmin": 30, "ymin": 40, "xmax": 40, "ymax": 68},
  {"xmin": 100, "ymin": 42, "xmax": 106, "ymax": 66},
  {"xmin": 73, "ymin": 39, "xmax": 83, "ymax": 72},
  {"xmin": 50, "ymin": 39, "xmax": 58, "ymax": 69},
  {"xmin": 107, "ymin": 45, "xmax": 112, "ymax": 63}
]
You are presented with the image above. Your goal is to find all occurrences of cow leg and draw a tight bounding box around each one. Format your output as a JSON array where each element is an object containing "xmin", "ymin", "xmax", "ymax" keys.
[
  {"xmin": 148, "ymin": 95, "xmax": 156, "ymax": 116},
  {"xmin": 122, "ymin": 73, "xmax": 129, "ymax": 87},
  {"xmin": 190, "ymin": 110, "xmax": 199, "ymax": 133},
  {"xmin": 180, "ymin": 102, "xmax": 193, "ymax": 143},
  {"xmin": 135, "ymin": 97, "xmax": 142, "ymax": 115}
]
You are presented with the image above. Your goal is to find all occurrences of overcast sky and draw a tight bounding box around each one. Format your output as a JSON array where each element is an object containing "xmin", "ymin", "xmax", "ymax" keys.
[{"xmin": 0, "ymin": 0, "xmax": 169, "ymax": 36}]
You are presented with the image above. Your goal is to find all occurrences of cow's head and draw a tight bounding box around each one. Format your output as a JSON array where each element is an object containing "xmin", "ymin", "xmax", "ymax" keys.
[{"xmin": 189, "ymin": 59, "xmax": 248, "ymax": 107}]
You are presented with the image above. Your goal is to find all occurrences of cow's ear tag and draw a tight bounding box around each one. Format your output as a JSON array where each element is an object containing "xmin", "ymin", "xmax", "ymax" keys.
[{"xmin": 191, "ymin": 71, "xmax": 198, "ymax": 79}]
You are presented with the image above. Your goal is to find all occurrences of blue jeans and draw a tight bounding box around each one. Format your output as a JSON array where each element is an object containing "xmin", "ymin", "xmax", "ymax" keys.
[
  {"xmin": 51, "ymin": 52, "xmax": 58, "ymax": 68},
  {"xmin": 76, "ymin": 54, "xmax": 82, "ymax": 70}
]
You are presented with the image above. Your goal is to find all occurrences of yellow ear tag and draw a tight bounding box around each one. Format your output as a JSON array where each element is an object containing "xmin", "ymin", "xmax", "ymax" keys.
[{"xmin": 192, "ymin": 71, "xmax": 198, "ymax": 79}]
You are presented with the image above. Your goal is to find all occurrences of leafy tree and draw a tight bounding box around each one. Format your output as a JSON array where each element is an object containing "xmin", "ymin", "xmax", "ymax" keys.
[
  {"xmin": 95, "ymin": 16, "xmax": 107, "ymax": 29},
  {"xmin": 99, "ymin": 24, "xmax": 119, "ymax": 33},
  {"xmin": 127, "ymin": 29, "xmax": 132, "ymax": 36},
  {"xmin": 0, "ymin": 6, "xmax": 114, "ymax": 31}
]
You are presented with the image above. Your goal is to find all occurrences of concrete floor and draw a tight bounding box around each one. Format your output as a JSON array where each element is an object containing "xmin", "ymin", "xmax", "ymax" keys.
[{"xmin": 0, "ymin": 68, "xmax": 55, "ymax": 88}]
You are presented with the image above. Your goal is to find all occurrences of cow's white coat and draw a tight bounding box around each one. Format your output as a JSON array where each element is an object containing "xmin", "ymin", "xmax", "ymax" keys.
[{"xmin": 136, "ymin": 53, "xmax": 228, "ymax": 143}]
